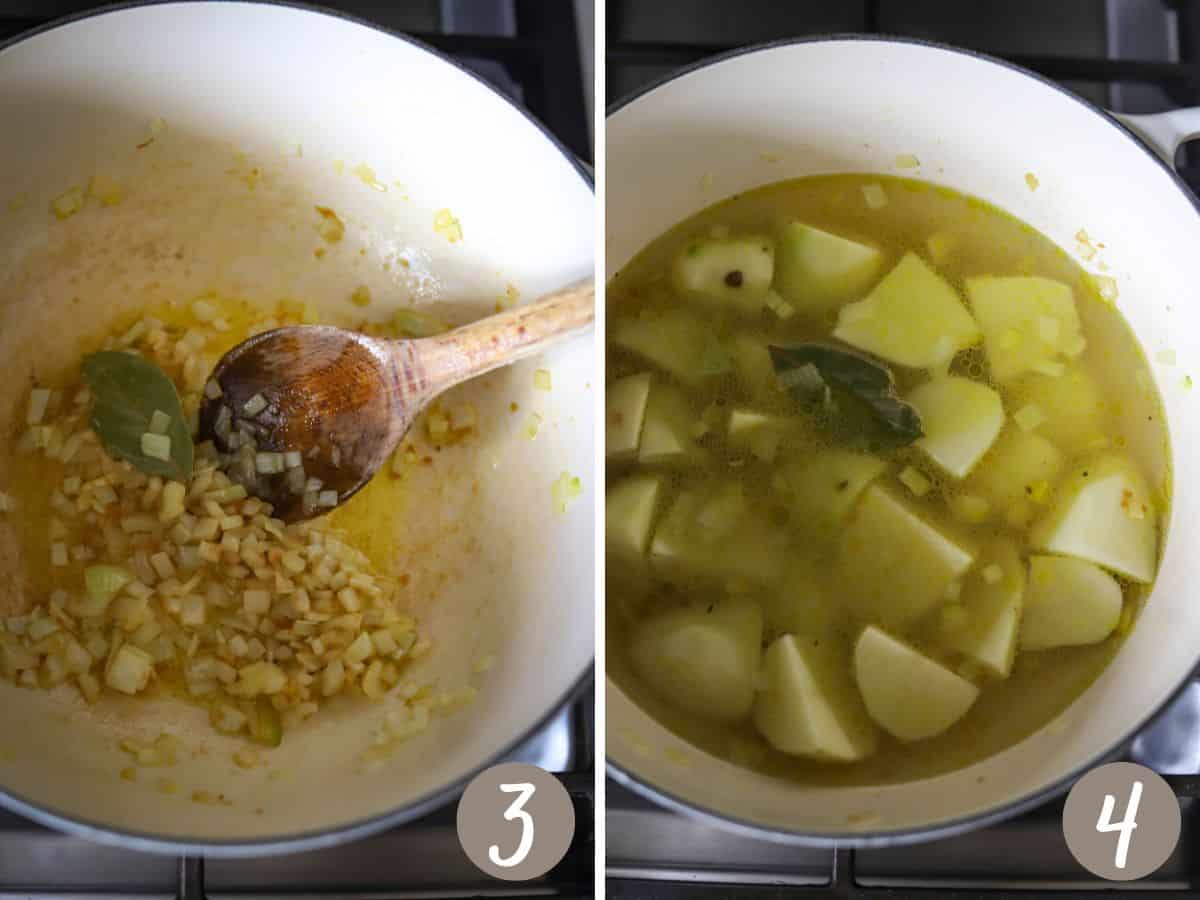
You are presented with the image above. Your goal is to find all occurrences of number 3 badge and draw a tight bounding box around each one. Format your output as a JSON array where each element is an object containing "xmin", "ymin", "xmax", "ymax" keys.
[
  {"xmin": 1063, "ymin": 762, "xmax": 1180, "ymax": 881},
  {"xmin": 457, "ymin": 762, "xmax": 577, "ymax": 881}
]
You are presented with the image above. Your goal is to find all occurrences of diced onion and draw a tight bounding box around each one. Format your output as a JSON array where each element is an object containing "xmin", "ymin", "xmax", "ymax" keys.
[
  {"xmin": 148, "ymin": 410, "xmax": 172, "ymax": 435},
  {"xmin": 243, "ymin": 393, "xmax": 268, "ymax": 417},
  {"xmin": 141, "ymin": 432, "xmax": 172, "ymax": 461},
  {"xmin": 106, "ymin": 645, "xmax": 154, "ymax": 695},
  {"xmin": 862, "ymin": 183, "xmax": 888, "ymax": 209},
  {"xmin": 1013, "ymin": 403, "xmax": 1046, "ymax": 433},
  {"xmin": 899, "ymin": 466, "xmax": 932, "ymax": 497},
  {"xmin": 243, "ymin": 589, "xmax": 271, "ymax": 615},
  {"xmin": 26, "ymin": 388, "xmax": 51, "ymax": 425}
]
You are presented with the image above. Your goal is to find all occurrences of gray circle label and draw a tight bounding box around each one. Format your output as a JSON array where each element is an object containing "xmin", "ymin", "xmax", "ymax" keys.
[
  {"xmin": 456, "ymin": 762, "xmax": 576, "ymax": 881},
  {"xmin": 1063, "ymin": 762, "xmax": 1180, "ymax": 881}
]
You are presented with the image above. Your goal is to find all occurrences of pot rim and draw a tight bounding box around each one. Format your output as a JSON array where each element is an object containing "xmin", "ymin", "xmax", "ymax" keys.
[
  {"xmin": 605, "ymin": 32, "xmax": 1200, "ymax": 848},
  {"xmin": 0, "ymin": 0, "xmax": 595, "ymax": 858}
]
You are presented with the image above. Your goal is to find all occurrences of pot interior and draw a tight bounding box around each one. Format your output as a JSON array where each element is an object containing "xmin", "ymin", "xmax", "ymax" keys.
[
  {"xmin": 606, "ymin": 37, "xmax": 1200, "ymax": 842},
  {"xmin": 0, "ymin": 3, "xmax": 592, "ymax": 850}
]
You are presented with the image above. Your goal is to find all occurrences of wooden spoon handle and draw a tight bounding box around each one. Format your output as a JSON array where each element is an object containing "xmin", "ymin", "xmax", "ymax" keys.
[{"xmin": 405, "ymin": 278, "xmax": 594, "ymax": 395}]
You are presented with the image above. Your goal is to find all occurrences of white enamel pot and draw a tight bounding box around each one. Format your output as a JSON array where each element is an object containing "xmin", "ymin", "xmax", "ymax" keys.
[
  {"xmin": 607, "ymin": 36, "xmax": 1200, "ymax": 845},
  {"xmin": 0, "ymin": 2, "xmax": 593, "ymax": 854}
]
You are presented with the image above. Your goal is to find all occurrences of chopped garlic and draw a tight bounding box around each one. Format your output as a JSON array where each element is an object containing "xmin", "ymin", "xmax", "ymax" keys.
[
  {"xmin": 26, "ymin": 388, "xmax": 50, "ymax": 425},
  {"xmin": 861, "ymin": 183, "xmax": 888, "ymax": 209},
  {"xmin": 107, "ymin": 645, "xmax": 153, "ymax": 694},
  {"xmin": 433, "ymin": 208, "xmax": 463, "ymax": 243},
  {"xmin": 1090, "ymin": 273, "xmax": 1119, "ymax": 305},
  {"xmin": 1013, "ymin": 403, "xmax": 1046, "ymax": 432},
  {"xmin": 243, "ymin": 393, "xmax": 268, "ymax": 417},
  {"xmin": 148, "ymin": 409, "xmax": 172, "ymax": 435},
  {"xmin": 51, "ymin": 186, "xmax": 84, "ymax": 220},
  {"xmin": 141, "ymin": 433, "xmax": 171, "ymax": 461},
  {"xmin": 551, "ymin": 471, "xmax": 582, "ymax": 513},
  {"xmin": 87, "ymin": 175, "xmax": 124, "ymax": 207},
  {"xmin": 899, "ymin": 466, "xmax": 932, "ymax": 497},
  {"xmin": 534, "ymin": 369, "xmax": 552, "ymax": 391},
  {"xmin": 763, "ymin": 290, "xmax": 795, "ymax": 320}
]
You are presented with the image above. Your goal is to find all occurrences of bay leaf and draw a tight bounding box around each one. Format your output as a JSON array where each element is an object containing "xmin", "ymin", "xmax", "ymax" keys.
[
  {"xmin": 81, "ymin": 351, "xmax": 194, "ymax": 481},
  {"xmin": 769, "ymin": 342, "xmax": 923, "ymax": 448}
]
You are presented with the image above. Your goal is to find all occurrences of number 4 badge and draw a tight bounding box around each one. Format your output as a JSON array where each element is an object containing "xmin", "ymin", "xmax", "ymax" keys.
[{"xmin": 1063, "ymin": 762, "xmax": 1180, "ymax": 881}]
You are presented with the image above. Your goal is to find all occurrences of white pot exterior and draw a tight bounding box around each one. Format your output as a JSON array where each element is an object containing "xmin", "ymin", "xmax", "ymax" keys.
[
  {"xmin": 607, "ymin": 37, "xmax": 1200, "ymax": 844},
  {"xmin": 0, "ymin": 3, "xmax": 593, "ymax": 854}
]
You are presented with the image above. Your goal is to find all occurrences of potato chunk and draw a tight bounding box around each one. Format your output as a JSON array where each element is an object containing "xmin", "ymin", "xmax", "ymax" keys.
[
  {"xmin": 1031, "ymin": 454, "xmax": 1157, "ymax": 583},
  {"xmin": 606, "ymin": 475, "xmax": 662, "ymax": 561},
  {"xmin": 833, "ymin": 253, "xmax": 981, "ymax": 368},
  {"xmin": 606, "ymin": 373, "xmax": 651, "ymax": 461},
  {"xmin": 630, "ymin": 597, "xmax": 763, "ymax": 721},
  {"xmin": 854, "ymin": 625, "xmax": 979, "ymax": 741},
  {"xmin": 1007, "ymin": 368, "xmax": 1108, "ymax": 455},
  {"xmin": 779, "ymin": 450, "xmax": 888, "ymax": 532},
  {"xmin": 940, "ymin": 539, "xmax": 1024, "ymax": 677},
  {"xmin": 754, "ymin": 634, "xmax": 878, "ymax": 761},
  {"xmin": 965, "ymin": 276, "xmax": 1085, "ymax": 382},
  {"xmin": 763, "ymin": 559, "xmax": 844, "ymax": 641},
  {"xmin": 651, "ymin": 483, "xmax": 788, "ymax": 587},
  {"xmin": 612, "ymin": 309, "xmax": 730, "ymax": 386},
  {"xmin": 965, "ymin": 426, "xmax": 1064, "ymax": 528},
  {"xmin": 672, "ymin": 234, "xmax": 775, "ymax": 315},
  {"xmin": 773, "ymin": 221, "xmax": 883, "ymax": 315},
  {"xmin": 839, "ymin": 485, "xmax": 975, "ymax": 630},
  {"xmin": 908, "ymin": 376, "xmax": 1004, "ymax": 478},
  {"xmin": 638, "ymin": 383, "xmax": 700, "ymax": 465},
  {"xmin": 1022, "ymin": 555, "xmax": 1122, "ymax": 650}
]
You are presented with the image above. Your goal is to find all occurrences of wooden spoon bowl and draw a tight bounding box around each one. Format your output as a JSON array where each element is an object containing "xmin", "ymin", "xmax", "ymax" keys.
[{"xmin": 197, "ymin": 279, "xmax": 593, "ymax": 520}]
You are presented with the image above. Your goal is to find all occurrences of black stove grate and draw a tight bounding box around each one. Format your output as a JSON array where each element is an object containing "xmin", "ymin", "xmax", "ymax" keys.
[{"xmin": 608, "ymin": 771, "xmax": 1200, "ymax": 898}]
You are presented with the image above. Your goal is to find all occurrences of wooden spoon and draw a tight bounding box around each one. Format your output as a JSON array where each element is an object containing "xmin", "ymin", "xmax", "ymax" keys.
[{"xmin": 197, "ymin": 278, "xmax": 593, "ymax": 521}]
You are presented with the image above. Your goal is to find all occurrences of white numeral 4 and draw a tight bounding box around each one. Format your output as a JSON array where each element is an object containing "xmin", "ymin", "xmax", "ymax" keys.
[
  {"xmin": 1096, "ymin": 780, "xmax": 1142, "ymax": 870},
  {"xmin": 489, "ymin": 782, "xmax": 536, "ymax": 868}
]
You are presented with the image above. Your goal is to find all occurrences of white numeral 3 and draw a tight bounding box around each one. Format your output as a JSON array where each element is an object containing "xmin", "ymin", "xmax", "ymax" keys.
[{"xmin": 489, "ymin": 782, "xmax": 537, "ymax": 868}]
